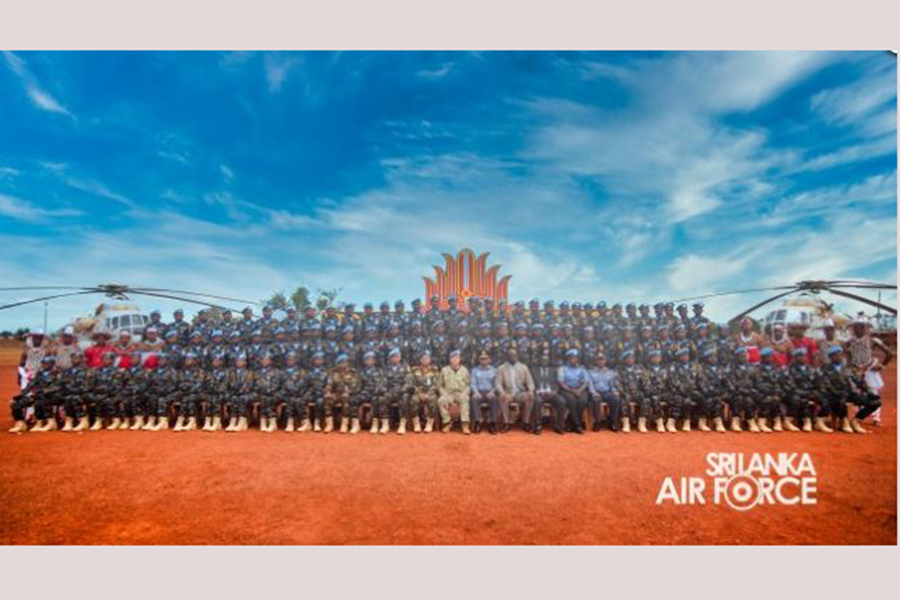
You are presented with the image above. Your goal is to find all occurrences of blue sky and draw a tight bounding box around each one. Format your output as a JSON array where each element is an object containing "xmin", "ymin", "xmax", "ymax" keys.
[{"xmin": 0, "ymin": 51, "xmax": 896, "ymax": 330}]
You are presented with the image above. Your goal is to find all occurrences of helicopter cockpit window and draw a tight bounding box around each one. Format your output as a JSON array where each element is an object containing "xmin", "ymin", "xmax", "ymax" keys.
[
  {"xmin": 775, "ymin": 310, "xmax": 786, "ymax": 321},
  {"xmin": 111, "ymin": 316, "xmax": 120, "ymax": 329},
  {"xmin": 121, "ymin": 315, "xmax": 131, "ymax": 327}
]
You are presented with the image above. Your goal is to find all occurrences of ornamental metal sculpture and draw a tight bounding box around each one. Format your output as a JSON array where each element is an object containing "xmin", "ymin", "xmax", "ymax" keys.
[{"xmin": 423, "ymin": 248, "xmax": 511, "ymax": 310}]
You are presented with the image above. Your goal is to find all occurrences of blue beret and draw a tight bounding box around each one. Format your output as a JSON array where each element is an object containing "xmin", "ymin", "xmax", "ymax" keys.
[
  {"xmin": 449, "ymin": 349, "xmax": 461, "ymax": 358},
  {"xmin": 648, "ymin": 349, "xmax": 662, "ymax": 357},
  {"xmin": 828, "ymin": 345, "xmax": 843, "ymax": 356},
  {"xmin": 621, "ymin": 349, "xmax": 635, "ymax": 358},
  {"xmin": 566, "ymin": 348, "xmax": 579, "ymax": 357},
  {"xmin": 335, "ymin": 354, "xmax": 348, "ymax": 364},
  {"xmin": 312, "ymin": 351, "xmax": 325, "ymax": 359},
  {"xmin": 165, "ymin": 330, "xmax": 177, "ymax": 339},
  {"xmin": 389, "ymin": 348, "xmax": 401, "ymax": 358},
  {"xmin": 702, "ymin": 346, "xmax": 716, "ymax": 357},
  {"xmin": 343, "ymin": 326, "xmax": 355, "ymax": 334},
  {"xmin": 760, "ymin": 347, "xmax": 773, "ymax": 357},
  {"xmin": 734, "ymin": 346, "xmax": 747, "ymax": 356},
  {"xmin": 363, "ymin": 351, "xmax": 376, "ymax": 360},
  {"xmin": 675, "ymin": 347, "xmax": 690, "ymax": 357}
]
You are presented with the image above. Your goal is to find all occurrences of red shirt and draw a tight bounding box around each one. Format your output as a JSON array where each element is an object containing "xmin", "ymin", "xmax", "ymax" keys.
[
  {"xmin": 84, "ymin": 343, "xmax": 114, "ymax": 368},
  {"xmin": 111, "ymin": 343, "xmax": 136, "ymax": 368},
  {"xmin": 791, "ymin": 338, "xmax": 819, "ymax": 365}
]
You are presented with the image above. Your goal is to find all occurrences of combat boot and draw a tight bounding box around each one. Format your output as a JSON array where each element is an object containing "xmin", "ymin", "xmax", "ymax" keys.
[
  {"xmin": 730, "ymin": 417, "xmax": 743, "ymax": 432},
  {"xmin": 698, "ymin": 417, "xmax": 710, "ymax": 432},
  {"xmin": 173, "ymin": 416, "xmax": 185, "ymax": 431},
  {"xmin": 758, "ymin": 418, "xmax": 772, "ymax": 433},
  {"xmin": 424, "ymin": 418, "xmax": 435, "ymax": 433},
  {"xmin": 462, "ymin": 422, "xmax": 471, "ymax": 435},
  {"xmin": 8, "ymin": 420, "xmax": 27, "ymax": 434},
  {"xmin": 350, "ymin": 418, "xmax": 361, "ymax": 434},
  {"xmin": 297, "ymin": 418, "xmax": 311, "ymax": 432},
  {"xmin": 62, "ymin": 417, "xmax": 74, "ymax": 432},
  {"xmin": 397, "ymin": 418, "xmax": 407, "ymax": 435},
  {"xmin": 323, "ymin": 416, "xmax": 334, "ymax": 434},
  {"xmin": 211, "ymin": 416, "xmax": 222, "ymax": 431},
  {"xmin": 620, "ymin": 417, "xmax": 630, "ymax": 433},
  {"xmin": 772, "ymin": 416, "xmax": 783, "ymax": 432},
  {"xmin": 108, "ymin": 417, "xmax": 122, "ymax": 431},
  {"xmin": 783, "ymin": 416, "xmax": 801, "ymax": 432},
  {"xmin": 238, "ymin": 416, "xmax": 248, "ymax": 431},
  {"xmin": 202, "ymin": 418, "xmax": 213, "ymax": 432},
  {"xmin": 665, "ymin": 418, "xmax": 677, "ymax": 433},
  {"xmin": 118, "ymin": 418, "xmax": 131, "ymax": 430},
  {"xmin": 839, "ymin": 417, "xmax": 854, "ymax": 433},
  {"xmin": 681, "ymin": 418, "xmax": 691, "ymax": 432},
  {"xmin": 412, "ymin": 417, "xmax": 422, "ymax": 433},
  {"xmin": 339, "ymin": 417, "xmax": 349, "ymax": 434},
  {"xmin": 801, "ymin": 417, "xmax": 813, "ymax": 432},
  {"xmin": 380, "ymin": 418, "xmax": 391, "ymax": 434},
  {"xmin": 813, "ymin": 417, "xmax": 833, "ymax": 433},
  {"xmin": 655, "ymin": 418, "xmax": 665, "ymax": 433},
  {"xmin": 442, "ymin": 421, "xmax": 453, "ymax": 433},
  {"xmin": 285, "ymin": 417, "xmax": 295, "ymax": 433},
  {"xmin": 130, "ymin": 416, "xmax": 144, "ymax": 431},
  {"xmin": 44, "ymin": 418, "xmax": 58, "ymax": 432},
  {"xmin": 370, "ymin": 418, "xmax": 380, "ymax": 434},
  {"xmin": 637, "ymin": 417, "xmax": 647, "ymax": 433},
  {"xmin": 748, "ymin": 418, "xmax": 760, "ymax": 433},
  {"xmin": 142, "ymin": 416, "xmax": 156, "ymax": 431},
  {"xmin": 90, "ymin": 417, "xmax": 104, "ymax": 431},
  {"xmin": 850, "ymin": 418, "xmax": 869, "ymax": 434},
  {"xmin": 31, "ymin": 420, "xmax": 48, "ymax": 432},
  {"xmin": 313, "ymin": 418, "xmax": 322, "ymax": 432},
  {"xmin": 184, "ymin": 417, "xmax": 198, "ymax": 431},
  {"xmin": 714, "ymin": 417, "xmax": 727, "ymax": 433},
  {"xmin": 73, "ymin": 416, "xmax": 89, "ymax": 432}
]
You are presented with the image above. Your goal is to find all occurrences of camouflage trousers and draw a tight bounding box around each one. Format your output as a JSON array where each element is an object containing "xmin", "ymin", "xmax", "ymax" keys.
[
  {"xmin": 410, "ymin": 389, "xmax": 439, "ymax": 420},
  {"xmin": 225, "ymin": 393, "xmax": 255, "ymax": 418},
  {"xmin": 323, "ymin": 392, "xmax": 356, "ymax": 419},
  {"xmin": 727, "ymin": 393, "xmax": 757, "ymax": 419}
]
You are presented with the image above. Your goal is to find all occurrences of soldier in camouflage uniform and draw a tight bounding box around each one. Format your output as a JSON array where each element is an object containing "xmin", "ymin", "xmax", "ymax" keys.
[
  {"xmin": 752, "ymin": 347, "xmax": 785, "ymax": 432},
  {"xmin": 253, "ymin": 353, "xmax": 282, "ymax": 433},
  {"xmin": 615, "ymin": 349, "xmax": 644, "ymax": 432},
  {"xmin": 9, "ymin": 355, "xmax": 59, "ymax": 433},
  {"xmin": 696, "ymin": 347, "xmax": 728, "ymax": 433},
  {"xmin": 122, "ymin": 350, "xmax": 149, "ymax": 430},
  {"xmin": 277, "ymin": 352, "xmax": 306, "ymax": 433},
  {"xmin": 820, "ymin": 345, "xmax": 881, "ymax": 434},
  {"xmin": 202, "ymin": 354, "xmax": 228, "ymax": 432},
  {"xmin": 641, "ymin": 349, "xmax": 674, "ymax": 433},
  {"xmin": 668, "ymin": 346, "xmax": 709, "ymax": 432},
  {"xmin": 324, "ymin": 354, "xmax": 360, "ymax": 434},
  {"xmin": 382, "ymin": 347, "xmax": 414, "ymax": 435},
  {"xmin": 725, "ymin": 347, "xmax": 763, "ymax": 432},
  {"xmin": 146, "ymin": 353, "xmax": 178, "ymax": 431},
  {"xmin": 225, "ymin": 354, "xmax": 255, "ymax": 432},
  {"xmin": 60, "ymin": 352, "xmax": 92, "ymax": 432},
  {"xmin": 173, "ymin": 352, "xmax": 204, "ymax": 432},
  {"xmin": 355, "ymin": 350, "xmax": 386, "ymax": 434},
  {"xmin": 782, "ymin": 348, "xmax": 823, "ymax": 432},
  {"xmin": 87, "ymin": 352, "xmax": 118, "ymax": 430},
  {"xmin": 410, "ymin": 351, "xmax": 441, "ymax": 433}
]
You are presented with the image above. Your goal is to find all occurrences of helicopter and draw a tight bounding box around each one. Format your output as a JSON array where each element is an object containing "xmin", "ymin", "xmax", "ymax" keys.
[
  {"xmin": 0, "ymin": 284, "xmax": 261, "ymax": 345},
  {"xmin": 674, "ymin": 279, "xmax": 897, "ymax": 339}
]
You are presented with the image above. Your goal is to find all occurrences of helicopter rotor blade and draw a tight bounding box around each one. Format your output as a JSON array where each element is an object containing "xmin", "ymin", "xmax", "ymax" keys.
[
  {"xmin": 825, "ymin": 283, "xmax": 897, "ymax": 291},
  {"xmin": 127, "ymin": 290, "xmax": 240, "ymax": 310},
  {"xmin": 0, "ymin": 290, "xmax": 103, "ymax": 312},
  {"xmin": 130, "ymin": 287, "xmax": 262, "ymax": 306},
  {"xmin": 728, "ymin": 289, "xmax": 800, "ymax": 324},
  {"xmin": 825, "ymin": 289, "xmax": 897, "ymax": 315},
  {"xmin": 0, "ymin": 286, "xmax": 96, "ymax": 292},
  {"xmin": 672, "ymin": 286, "xmax": 795, "ymax": 303}
]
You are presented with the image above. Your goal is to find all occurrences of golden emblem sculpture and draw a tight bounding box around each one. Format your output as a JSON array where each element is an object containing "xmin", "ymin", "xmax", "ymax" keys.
[{"xmin": 423, "ymin": 248, "xmax": 511, "ymax": 310}]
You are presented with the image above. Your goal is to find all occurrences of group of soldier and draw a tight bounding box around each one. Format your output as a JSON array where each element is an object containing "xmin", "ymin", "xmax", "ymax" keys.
[{"xmin": 9, "ymin": 296, "xmax": 888, "ymax": 437}]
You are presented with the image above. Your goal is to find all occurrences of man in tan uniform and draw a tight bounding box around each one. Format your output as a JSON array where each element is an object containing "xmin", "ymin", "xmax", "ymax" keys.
[{"xmin": 438, "ymin": 349, "xmax": 471, "ymax": 434}]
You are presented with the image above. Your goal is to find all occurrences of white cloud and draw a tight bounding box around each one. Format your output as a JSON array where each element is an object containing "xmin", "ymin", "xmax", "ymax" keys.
[
  {"xmin": 416, "ymin": 62, "xmax": 454, "ymax": 79},
  {"xmin": 220, "ymin": 164, "xmax": 234, "ymax": 180},
  {"xmin": 2, "ymin": 51, "xmax": 72, "ymax": 117},
  {"xmin": 264, "ymin": 53, "xmax": 300, "ymax": 92},
  {"xmin": 0, "ymin": 193, "xmax": 82, "ymax": 222}
]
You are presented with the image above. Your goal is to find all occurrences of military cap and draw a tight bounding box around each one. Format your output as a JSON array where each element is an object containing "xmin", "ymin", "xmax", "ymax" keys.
[
  {"xmin": 389, "ymin": 348, "xmax": 402, "ymax": 358},
  {"xmin": 601, "ymin": 322, "xmax": 615, "ymax": 331},
  {"xmin": 364, "ymin": 302, "xmax": 373, "ymax": 309},
  {"xmin": 582, "ymin": 325, "xmax": 594, "ymax": 332},
  {"xmin": 433, "ymin": 320, "xmax": 445, "ymax": 328},
  {"xmin": 612, "ymin": 303, "xmax": 622, "ymax": 310},
  {"xmin": 457, "ymin": 319, "xmax": 468, "ymax": 328},
  {"xmin": 430, "ymin": 295, "xmax": 439, "ymax": 302},
  {"xmin": 211, "ymin": 329, "xmax": 223, "ymax": 338},
  {"xmin": 228, "ymin": 330, "xmax": 241, "ymax": 338},
  {"xmin": 639, "ymin": 304, "xmax": 649, "ymax": 311},
  {"xmin": 514, "ymin": 301, "xmax": 525, "ymax": 308},
  {"xmin": 792, "ymin": 347, "xmax": 807, "ymax": 357},
  {"xmin": 515, "ymin": 322, "xmax": 528, "ymax": 330},
  {"xmin": 41, "ymin": 354, "xmax": 56, "ymax": 364},
  {"xmin": 395, "ymin": 300, "xmax": 404, "ymax": 307},
  {"xmin": 734, "ymin": 346, "xmax": 748, "ymax": 356},
  {"xmin": 449, "ymin": 349, "xmax": 461, "ymax": 358},
  {"xmin": 189, "ymin": 330, "xmax": 202, "ymax": 339},
  {"xmin": 677, "ymin": 304, "xmax": 687, "ymax": 311},
  {"xmin": 697, "ymin": 322, "xmax": 708, "ymax": 330},
  {"xmin": 531, "ymin": 322, "xmax": 544, "ymax": 330},
  {"xmin": 760, "ymin": 347, "xmax": 774, "ymax": 357},
  {"xmin": 560, "ymin": 301, "xmax": 570, "ymax": 309},
  {"xmin": 693, "ymin": 302, "xmax": 705, "ymax": 309},
  {"xmin": 342, "ymin": 325, "xmax": 355, "ymax": 334},
  {"xmin": 287, "ymin": 307, "xmax": 298, "ymax": 313},
  {"xmin": 544, "ymin": 300, "xmax": 554, "ymax": 307},
  {"xmin": 448, "ymin": 296, "xmax": 457, "ymax": 302},
  {"xmin": 150, "ymin": 309, "xmax": 161, "ymax": 317},
  {"xmin": 572, "ymin": 302, "xmax": 582, "ymax": 309},
  {"xmin": 251, "ymin": 329, "xmax": 263, "ymax": 337},
  {"xmin": 335, "ymin": 354, "xmax": 349, "ymax": 364},
  {"xmin": 479, "ymin": 322, "xmax": 491, "ymax": 330},
  {"xmin": 675, "ymin": 347, "xmax": 690, "ymax": 357},
  {"xmin": 478, "ymin": 350, "xmax": 490, "ymax": 359},
  {"xmin": 665, "ymin": 302, "xmax": 674, "ymax": 309},
  {"xmin": 562, "ymin": 323, "xmax": 573, "ymax": 330},
  {"xmin": 312, "ymin": 351, "xmax": 325, "ymax": 359},
  {"xmin": 674, "ymin": 323, "xmax": 687, "ymax": 332},
  {"xmin": 365, "ymin": 324, "xmax": 378, "ymax": 333},
  {"xmin": 242, "ymin": 307, "xmax": 253, "ymax": 314},
  {"xmin": 828, "ymin": 345, "xmax": 843, "ymax": 356},
  {"xmin": 412, "ymin": 298, "xmax": 422, "ymax": 305},
  {"xmin": 566, "ymin": 348, "xmax": 579, "ymax": 357},
  {"xmin": 183, "ymin": 351, "xmax": 197, "ymax": 360},
  {"xmin": 363, "ymin": 351, "xmax": 377, "ymax": 360},
  {"xmin": 642, "ymin": 324, "xmax": 653, "ymax": 331},
  {"xmin": 234, "ymin": 353, "xmax": 247, "ymax": 362},
  {"xmin": 263, "ymin": 305, "xmax": 273, "ymax": 312},
  {"xmin": 621, "ymin": 349, "xmax": 635, "ymax": 359},
  {"xmin": 626, "ymin": 303, "xmax": 635, "ymax": 310},
  {"xmin": 598, "ymin": 301, "xmax": 607, "ymax": 309},
  {"xmin": 274, "ymin": 327, "xmax": 285, "ymax": 335},
  {"xmin": 145, "ymin": 326, "xmax": 158, "ymax": 334},
  {"xmin": 420, "ymin": 349, "xmax": 431, "ymax": 357},
  {"xmin": 174, "ymin": 308, "xmax": 184, "ymax": 315},
  {"xmin": 164, "ymin": 330, "xmax": 178, "ymax": 339},
  {"xmin": 648, "ymin": 349, "xmax": 662, "ymax": 358},
  {"xmin": 529, "ymin": 298, "xmax": 540, "ymax": 305},
  {"xmin": 584, "ymin": 303, "xmax": 594, "ymax": 310},
  {"xmin": 324, "ymin": 324, "xmax": 336, "ymax": 332},
  {"xmin": 702, "ymin": 346, "xmax": 716, "ymax": 357}
]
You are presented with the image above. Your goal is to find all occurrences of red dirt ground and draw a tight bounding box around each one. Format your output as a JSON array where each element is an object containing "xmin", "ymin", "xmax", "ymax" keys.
[{"xmin": 1, "ymin": 361, "xmax": 895, "ymax": 545}]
